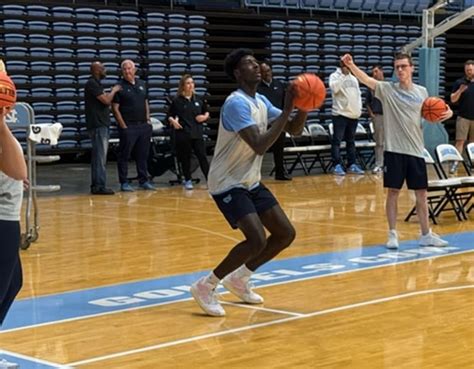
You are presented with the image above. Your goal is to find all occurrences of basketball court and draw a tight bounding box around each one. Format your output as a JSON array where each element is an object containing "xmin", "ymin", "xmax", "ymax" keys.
[{"xmin": 0, "ymin": 169, "xmax": 473, "ymax": 368}]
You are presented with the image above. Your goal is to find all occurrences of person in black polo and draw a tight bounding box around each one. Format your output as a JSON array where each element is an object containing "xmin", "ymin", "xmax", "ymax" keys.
[
  {"xmin": 450, "ymin": 59, "xmax": 474, "ymax": 173},
  {"xmin": 167, "ymin": 74, "xmax": 210, "ymax": 190},
  {"xmin": 257, "ymin": 62, "xmax": 291, "ymax": 181},
  {"xmin": 112, "ymin": 59, "xmax": 155, "ymax": 191},
  {"xmin": 84, "ymin": 61, "xmax": 121, "ymax": 195}
]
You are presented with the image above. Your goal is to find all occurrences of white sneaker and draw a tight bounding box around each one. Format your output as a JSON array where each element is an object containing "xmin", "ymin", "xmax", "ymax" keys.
[
  {"xmin": 222, "ymin": 272, "xmax": 264, "ymax": 304},
  {"xmin": 190, "ymin": 277, "xmax": 225, "ymax": 317},
  {"xmin": 419, "ymin": 230, "xmax": 449, "ymax": 247},
  {"xmin": 386, "ymin": 230, "xmax": 399, "ymax": 249},
  {"xmin": 0, "ymin": 359, "xmax": 19, "ymax": 369},
  {"xmin": 372, "ymin": 166, "xmax": 383, "ymax": 174}
]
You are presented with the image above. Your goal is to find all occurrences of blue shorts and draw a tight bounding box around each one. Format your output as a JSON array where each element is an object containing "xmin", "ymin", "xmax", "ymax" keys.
[
  {"xmin": 212, "ymin": 184, "xmax": 279, "ymax": 229},
  {"xmin": 383, "ymin": 151, "xmax": 428, "ymax": 190}
]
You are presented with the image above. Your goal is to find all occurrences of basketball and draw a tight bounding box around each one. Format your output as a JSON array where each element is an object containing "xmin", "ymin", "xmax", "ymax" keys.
[
  {"xmin": 421, "ymin": 97, "xmax": 447, "ymax": 123},
  {"xmin": 0, "ymin": 72, "xmax": 16, "ymax": 109},
  {"xmin": 292, "ymin": 73, "xmax": 326, "ymax": 112}
]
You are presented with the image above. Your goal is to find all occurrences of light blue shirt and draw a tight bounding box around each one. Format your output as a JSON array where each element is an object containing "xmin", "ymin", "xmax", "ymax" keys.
[{"xmin": 221, "ymin": 90, "xmax": 282, "ymax": 132}]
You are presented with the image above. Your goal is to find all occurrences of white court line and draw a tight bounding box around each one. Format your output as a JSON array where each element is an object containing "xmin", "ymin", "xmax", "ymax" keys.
[
  {"xmin": 2, "ymin": 248, "xmax": 472, "ymax": 334},
  {"xmin": 66, "ymin": 284, "xmax": 474, "ymax": 367},
  {"xmin": 221, "ymin": 301, "xmax": 305, "ymax": 317},
  {"xmin": 1, "ymin": 349, "xmax": 70, "ymax": 368}
]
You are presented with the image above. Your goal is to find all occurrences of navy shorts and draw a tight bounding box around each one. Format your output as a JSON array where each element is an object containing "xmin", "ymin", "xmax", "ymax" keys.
[
  {"xmin": 383, "ymin": 151, "xmax": 428, "ymax": 190},
  {"xmin": 212, "ymin": 184, "xmax": 279, "ymax": 229}
]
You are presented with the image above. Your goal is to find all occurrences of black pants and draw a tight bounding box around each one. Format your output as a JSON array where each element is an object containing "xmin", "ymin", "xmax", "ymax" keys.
[
  {"xmin": 174, "ymin": 132, "xmax": 209, "ymax": 181},
  {"xmin": 271, "ymin": 131, "xmax": 286, "ymax": 177},
  {"xmin": 0, "ymin": 220, "xmax": 23, "ymax": 325},
  {"xmin": 117, "ymin": 123, "xmax": 153, "ymax": 184}
]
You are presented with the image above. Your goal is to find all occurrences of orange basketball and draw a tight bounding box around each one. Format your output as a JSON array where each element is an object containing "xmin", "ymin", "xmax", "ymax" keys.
[
  {"xmin": 292, "ymin": 73, "xmax": 326, "ymax": 112},
  {"xmin": 421, "ymin": 97, "xmax": 447, "ymax": 123},
  {"xmin": 0, "ymin": 72, "xmax": 16, "ymax": 108}
]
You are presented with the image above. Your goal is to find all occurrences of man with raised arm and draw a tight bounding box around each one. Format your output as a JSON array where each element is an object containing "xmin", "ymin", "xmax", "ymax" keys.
[{"xmin": 341, "ymin": 53, "xmax": 452, "ymax": 249}]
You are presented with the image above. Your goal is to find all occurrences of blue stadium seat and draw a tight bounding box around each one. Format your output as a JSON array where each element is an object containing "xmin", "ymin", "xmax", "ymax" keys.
[
  {"xmin": 169, "ymin": 39, "xmax": 187, "ymax": 48},
  {"xmin": 146, "ymin": 12, "xmax": 166, "ymax": 24},
  {"xmin": 76, "ymin": 23, "xmax": 96, "ymax": 33},
  {"xmin": 288, "ymin": 20, "xmax": 303, "ymax": 29},
  {"xmin": 190, "ymin": 64, "xmax": 208, "ymax": 73},
  {"xmin": 5, "ymin": 61, "xmax": 28, "ymax": 72},
  {"xmin": 98, "ymin": 24, "xmax": 118, "ymax": 34},
  {"xmin": 333, "ymin": 0, "xmax": 348, "ymax": 9},
  {"xmin": 26, "ymin": 5, "xmax": 48, "ymax": 17},
  {"xmin": 5, "ymin": 47, "xmax": 28, "ymax": 57},
  {"xmin": 147, "ymin": 76, "xmax": 167, "ymax": 85},
  {"xmin": 147, "ymin": 26, "xmax": 166, "ymax": 36},
  {"xmin": 30, "ymin": 61, "xmax": 52, "ymax": 72},
  {"xmin": 76, "ymin": 7, "xmax": 97, "ymax": 20},
  {"xmin": 120, "ymin": 10, "xmax": 139, "ymax": 23},
  {"xmin": 29, "ymin": 34, "xmax": 50, "ymax": 44},
  {"xmin": 102, "ymin": 49, "xmax": 120, "ymax": 59},
  {"xmin": 54, "ymin": 75, "xmax": 76, "ymax": 85},
  {"xmin": 52, "ymin": 6, "xmax": 74, "ymax": 18},
  {"xmin": 27, "ymin": 21, "xmax": 49, "ymax": 31},
  {"xmin": 304, "ymin": 43, "xmax": 319, "ymax": 51},
  {"xmin": 169, "ymin": 63, "xmax": 187, "ymax": 72},
  {"xmin": 149, "ymin": 88, "xmax": 167, "ymax": 98},
  {"xmin": 53, "ymin": 22, "xmax": 74, "ymax": 32},
  {"xmin": 148, "ymin": 51, "xmax": 167, "ymax": 61},
  {"xmin": 389, "ymin": 0, "xmax": 405, "ymax": 12},
  {"xmin": 189, "ymin": 27, "xmax": 207, "ymax": 37},
  {"xmin": 77, "ymin": 49, "xmax": 97, "ymax": 59},
  {"xmin": 31, "ymin": 87, "xmax": 53, "ymax": 98},
  {"xmin": 31, "ymin": 75, "xmax": 53, "ymax": 85},
  {"xmin": 98, "ymin": 9, "xmax": 118, "ymax": 21},
  {"xmin": 300, "ymin": 0, "xmax": 319, "ymax": 8},
  {"xmin": 121, "ymin": 38, "xmax": 140, "ymax": 47},
  {"xmin": 416, "ymin": 0, "xmax": 431, "ymax": 12},
  {"xmin": 32, "ymin": 102, "xmax": 54, "ymax": 113},
  {"xmin": 305, "ymin": 20, "xmax": 319, "ymax": 29},
  {"xmin": 305, "ymin": 32, "xmax": 320, "ymax": 41},
  {"xmin": 11, "ymin": 75, "xmax": 29, "ymax": 85},
  {"xmin": 169, "ymin": 27, "xmax": 186, "ymax": 36},
  {"xmin": 56, "ymin": 88, "xmax": 78, "ymax": 98},
  {"xmin": 245, "ymin": 0, "xmax": 265, "ymax": 5},
  {"xmin": 189, "ymin": 51, "xmax": 207, "ymax": 61},
  {"xmin": 120, "ymin": 50, "xmax": 140, "ymax": 59},
  {"xmin": 149, "ymin": 63, "xmax": 167, "ymax": 73},
  {"xmin": 54, "ymin": 62, "xmax": 76, "ymax": 72},
  {"xmin": 376, "ymin": 0, "xmax": 391, "ymax": 11},
  {"xmin": 1, "ymin": 5, "xmax": 25, "ymax": 16},
  {"xmin": 98, "ymin": 37, "xmax": 118, "ymax": 46},
  {"xmin": 168, "ymin": 13, "xmax": 187, "ymax": 23},
  {"xmin": 362, "ymin": 0, "xmax": 377, "ymax": 11},
  {"xmin": 30, "ymin": 48, "xmax": 52, "ymax": 58},
  {"xmin": 121, "ymin": 25, "xmax": 140, "ymax": 35},
  {"xmin": 348, "ymin": 0, "xmax": 364, "ymax": 10},
  {"xmin": 35, "ymin": 114, "xmax": 55, "ymax": 124},
  {"xmin": 3, "ymin": 20, "xmax": 25, "ymax": 30},
  {"xmin": 4, "ymin": 33, "xmax": 26, "ymax": 44}
]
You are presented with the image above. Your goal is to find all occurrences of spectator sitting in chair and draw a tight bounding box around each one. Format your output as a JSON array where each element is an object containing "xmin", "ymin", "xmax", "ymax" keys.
[{"xmin": 167, "ymin": 74, "xmax": 210, "ymax": 190}]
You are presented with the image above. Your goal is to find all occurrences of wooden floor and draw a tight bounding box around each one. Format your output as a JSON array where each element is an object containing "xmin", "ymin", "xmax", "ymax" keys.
[{"xmin": 1, "ymin": 169, "xmax": 473, "ymax": 368}]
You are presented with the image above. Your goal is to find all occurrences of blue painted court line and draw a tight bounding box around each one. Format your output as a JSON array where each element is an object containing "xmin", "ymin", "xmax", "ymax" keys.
[{"xmin": 2, "ymin": 231, "xmax": 473, "ymax": 333}]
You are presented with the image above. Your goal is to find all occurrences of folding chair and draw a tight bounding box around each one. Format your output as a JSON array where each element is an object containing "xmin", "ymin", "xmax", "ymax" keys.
[
  {"xmin": 405, "ymin": 149, "xmax": 465, "ymax": 224},
  {"xmin": 436, "ymin": 144, "xmax": 474, "ymax": 215}
]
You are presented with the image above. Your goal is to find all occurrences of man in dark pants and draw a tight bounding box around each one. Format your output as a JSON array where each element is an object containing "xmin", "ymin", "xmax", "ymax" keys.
[
  {"xmin": 84, "ymin": 61, "xmax": 121, "ymax": 195},
  {"xmin": 257, "ymin": 62, "xmax": 291, "ymax": 181},
  {"xmin": 112, "ymin": 59, "xmax": 155, "ymax": 192}
]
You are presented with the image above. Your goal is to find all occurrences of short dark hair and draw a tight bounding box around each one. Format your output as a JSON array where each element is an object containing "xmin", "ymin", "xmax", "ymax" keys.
[
  {"xmin": 394, "ymin": 53, "xmax": 413, "ymax": 66},
  {"xmin": 372, "ymin": 64, "xmax": 383, "ymax": 71},
  {"xmin": 224, "ymin": 48, "xmax": 254, "ymax": 80},
  {"xmin": 465, "ymin": 59, "xmax": 474, "ymax": 66}
]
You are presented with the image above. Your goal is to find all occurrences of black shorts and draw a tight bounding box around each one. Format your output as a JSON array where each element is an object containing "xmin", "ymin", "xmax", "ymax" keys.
[
  {"xmin": 383, "ymin": 151, "xmax": 428, "ymax": 190},
  {"xmin": 212, "ymin": 184, "xmax": 279, "ymax": 229}
]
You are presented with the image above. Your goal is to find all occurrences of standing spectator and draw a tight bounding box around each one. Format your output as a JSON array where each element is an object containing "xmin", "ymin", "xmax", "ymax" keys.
[
  {"xmin": 257, "ymin": 62, "xmax": 291, "ymax": 181},
  {"xmin": 190, "ymin": 49, "xmax": 307, "ymax": 317},
  {"xmin": 84, "ymin": 61, "xmax": 121, "ymax": 195},
  {"xmin": 450, "ymin": 59, "xmax": 474, "ymax": 173},
  {"xmin": 365, "ymin": 65, "xmax": 385, "ymax": 174},
  {"xmin": 329, "ymin": 61, "xmax": 364, "ymax": 176},
  {"xmin": 112, "ymin": 59, "xmax": 155, "ymax": 192},
  {"xmin": 341, "ymin": 53, "xmax": 452, "ymax": 249},
  {"xmin": 167, "ymin": 74, "xmax": 210, "ymax": 190},
  {"xmin": 0, "ymin": 105, "xmax": 27, "ymax": 369}
]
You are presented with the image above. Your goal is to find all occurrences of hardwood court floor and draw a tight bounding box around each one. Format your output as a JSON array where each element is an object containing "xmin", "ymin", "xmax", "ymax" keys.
[{"xmin": 1, "ymin": 166, "xmax": 473, "ymax": 368}]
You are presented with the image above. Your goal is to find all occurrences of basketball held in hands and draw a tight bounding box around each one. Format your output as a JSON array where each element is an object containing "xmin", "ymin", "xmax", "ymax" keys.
[
  {"xmin": 292, "ymin": 73, "xmax": 326, "ymax": 112},
  {"xmin": 421, "ymin": 97, "xmax": 448, "ymax": 123}
]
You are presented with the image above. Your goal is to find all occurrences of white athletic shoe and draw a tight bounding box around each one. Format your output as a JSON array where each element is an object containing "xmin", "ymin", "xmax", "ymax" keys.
[
  {"xmin": 386, "ymin": 230, "xmax": 399, "ymax": 249},
  {"xmin": 419, "ymin": 230, "xmax": 449, "ymax": 247},
  {"xmin": 190, "ymin": 277, "xmax": 225, "ymax": 317},
  {"xmin": 222, "ymin": 272, "xmax": 264, "ymax": 304},
  {"xmin": 0, "ymin": 359, "xmax": 19, "ymax": 369}
]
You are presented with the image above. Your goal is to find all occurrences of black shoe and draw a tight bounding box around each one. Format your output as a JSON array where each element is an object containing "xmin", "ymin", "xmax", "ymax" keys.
[
  {"xmin": 275, "ymin": 173, "xmax": 292, "ymax": 181},
  {"xmin": 91, "ymin": 187, "xmax": 115, "ymax": 195}
]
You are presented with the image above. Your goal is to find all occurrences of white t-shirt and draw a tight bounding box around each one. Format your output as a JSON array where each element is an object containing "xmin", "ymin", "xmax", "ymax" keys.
[{"xmin": 207, "ymin": 90, "xmax": 281, "ymax": 195}]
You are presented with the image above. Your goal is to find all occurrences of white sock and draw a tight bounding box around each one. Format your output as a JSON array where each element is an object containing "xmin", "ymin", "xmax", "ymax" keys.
[
  {"xmin": 205, "ymin": 272, "xmax": 220, "ymax": 287},
  {"xmin": 234, "ymin": 264, "xmax": 253, "ymax": 278}
]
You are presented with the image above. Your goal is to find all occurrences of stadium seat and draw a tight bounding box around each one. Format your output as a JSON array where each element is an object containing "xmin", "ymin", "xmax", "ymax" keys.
[
  {"xmin": 26, "ymin": 5, "xmax": 48, "ymax": 17},
  {"xmin": 29, "ymin": 34, "xmax": 50, "ymax": 44},
  {"xmin": 98, "ymin": 9, "xmax": 118, "ymax": 21},
  {"xmin": 76, "ymin": 7, "xmax": 97, "ymax": 20},
  {"xmin": 30, "ymin": 61, "xmax": 52, "ymax": 72},
  {"xmin": 51, "ymin": 6, "xmax": 74, "ymax": 18},
  {"xmin": 4, "ymin": 33, "xmax": 26, "ymax": 44},
  {"xmin": 53, "ymin": 22, "xmax": 74, "ymax": 32},
  {"xmin": 1, "ymin": 4, "xmax": 25, "ymax": 16},
  {"xmin": 120, "ymin": 10, "xmax": 139, "ymax": 23}
]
